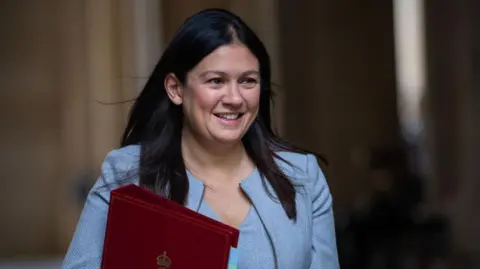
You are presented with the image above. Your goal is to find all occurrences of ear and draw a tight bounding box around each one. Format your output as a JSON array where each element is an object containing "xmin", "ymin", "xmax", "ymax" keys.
[{"xmin": 164, "ymin": 73, "xmax": 183, "ymax": 105}]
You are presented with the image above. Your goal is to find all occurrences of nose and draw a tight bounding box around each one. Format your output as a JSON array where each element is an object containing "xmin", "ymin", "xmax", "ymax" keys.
[{"xmin": 222, "ymin": 84, "xmax": 243, "ymax": 107}]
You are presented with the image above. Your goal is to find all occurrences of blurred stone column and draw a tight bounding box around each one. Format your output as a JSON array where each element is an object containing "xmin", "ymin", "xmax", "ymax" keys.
[
  {"xmin": 425, "ymin": 0, "xmax": 480, "ymax": 257},
  {"xmin": 0, "ymin": 0, "xmax": 63, "ymax": 256},
  {"xmin": 85, "ymin": 0, "xmax": 163, "ymax": 167},
  {"xmin": 56, "ymin": 0, "xmax": 90, "ymax": 252},
  {"xmin": 450, "ymin": 0, "xmax": 480, "ymax": 257},
  {"xmin": 56, "ymin": 0, "xmax": 164, "ymax": 252},
  {"xmin": 85, "ymin": 0, "xmax": 124, "ymax": 168},
  {"xmin": 424, "ymin": 0, "xmax": 462, "ymax": 212},
  {"xmin": 279, "ymin": 0, "xmax": 401, "ymax": 207},
  {"xmin": 117, "ymin": 0, "xmax": 164, "ymax": 125}
]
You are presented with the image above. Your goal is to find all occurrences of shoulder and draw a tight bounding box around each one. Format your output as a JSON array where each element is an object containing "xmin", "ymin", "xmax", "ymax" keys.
[
  {"xmin": 91, "ymin": 144, "xmax": 141, "ymax": 192},
  {"xmin": 102, "ymin": 144, "xmax": 141, "ymax": 169},
  {"xmin": 62, "ymin": 145, "xmax": 142, "ymax": 268},
  {"xmin": 274, "ymin": 151, "xmax": 327, "ymax": 188},
  {"xmin": 274, "ymin": 151, "xmax": 321, "ymax": 179}
]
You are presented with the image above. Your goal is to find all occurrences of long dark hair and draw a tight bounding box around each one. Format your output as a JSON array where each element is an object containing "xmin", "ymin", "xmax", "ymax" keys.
[{"xmin": 121, "ymin": 8, "xmax": 319, "ymax": 220}]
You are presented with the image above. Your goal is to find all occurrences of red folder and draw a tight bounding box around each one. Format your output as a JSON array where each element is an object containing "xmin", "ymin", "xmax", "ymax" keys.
[{"xmin": 101, "ymin": 184, "xmax": 239, "ymax": 269}]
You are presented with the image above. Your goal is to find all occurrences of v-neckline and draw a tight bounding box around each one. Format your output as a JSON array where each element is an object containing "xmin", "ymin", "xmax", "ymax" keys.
[
  {"xmin": 186, "ymin": 168, "xmax": 259, "ymax": 229},
  {"xmin": 200, "ymin": 200, "xmax": 254, "ymax": 229}
]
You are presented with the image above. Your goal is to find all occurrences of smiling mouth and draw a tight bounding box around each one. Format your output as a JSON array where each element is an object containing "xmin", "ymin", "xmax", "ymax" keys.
[{"xmin": 214, "ymin": 113, "xmax": 245, "ymax": 120}]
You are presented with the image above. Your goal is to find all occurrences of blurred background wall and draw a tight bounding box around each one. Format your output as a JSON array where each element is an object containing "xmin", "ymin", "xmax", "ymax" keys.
[{"xmin": 0, "ymin": 0, "xmax": 479, "ymax": 268}]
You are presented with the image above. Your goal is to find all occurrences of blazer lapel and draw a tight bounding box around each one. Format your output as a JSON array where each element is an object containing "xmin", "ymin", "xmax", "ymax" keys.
[
  {"xmin": 240, "ymin": 170, "xmax": 301, "ymax": 269},
  {"xmin": 185, "ymin": 172, "xmax": 205, "ymax": 212}
]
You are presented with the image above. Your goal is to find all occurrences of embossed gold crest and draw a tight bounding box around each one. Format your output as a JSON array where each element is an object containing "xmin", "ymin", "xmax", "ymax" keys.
[{"xmin": 157, "ymin": 251, "xmax": 172, "ymax": 269}]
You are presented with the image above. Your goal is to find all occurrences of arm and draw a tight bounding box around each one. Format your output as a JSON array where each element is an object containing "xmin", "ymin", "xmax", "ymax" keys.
[
  {"xmin": 307, "ymin": 154, "xmax": 340, "ymax": 269},
  {"xmin": 62, "ymin": 150, "xmax": 126, "ymax": 269}
]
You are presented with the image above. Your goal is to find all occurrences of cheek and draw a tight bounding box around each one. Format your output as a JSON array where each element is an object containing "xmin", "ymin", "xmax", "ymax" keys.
[
  {"xmin": 193, "ymin": 90, "xmax": 218, "ymax": 111},
  {"xmin": 185, "ymin": 88, "xmax": 218, "ymax": 115},
  {"xmin": 183, "ymin": 89, "xmax": 216, "ymax": 132},
  {"xmin": 244, "ymin": 88, "xmax": 261, "ymax": 110}
]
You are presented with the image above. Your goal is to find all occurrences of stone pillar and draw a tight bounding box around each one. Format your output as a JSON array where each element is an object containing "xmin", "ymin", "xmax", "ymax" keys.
[
  {"xmin": 56, "ymin": 0, "xmax": 165, "ymax": 252},
  {"xmin": 279, "ymin": 0, "xmax": 401, "ymax": 207},
  {"xmin": 448, "ymin": 0, "xmax": 480, "ymax": 257},
  {"xmin": 55, "ymin": 0, "xmax": 91, "ymax": 252},
  {"xmin": 85, "ymin": 0, "xmax": 124, "ymax": 168},
  {"xmin": 425, "ymin": 0, "xmax": 480, "ymax": 257},
  {"xmin": 118, "ymin": 0, "xmax": 164, "ymax": 124},
  {"xmin": 0, "ymin": 0, "xmax": 62, "ymax": 256}
]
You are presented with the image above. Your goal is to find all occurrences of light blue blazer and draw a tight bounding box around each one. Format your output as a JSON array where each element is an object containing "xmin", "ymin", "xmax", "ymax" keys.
[{"xmin": 62, "ymin": 145, "xmax": 340, "ymax": 269}]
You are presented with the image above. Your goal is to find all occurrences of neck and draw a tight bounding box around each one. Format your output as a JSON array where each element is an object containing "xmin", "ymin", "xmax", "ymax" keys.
[{"xmin": 181, "ymin": 129, "xmax": 248, "ymax": 180}]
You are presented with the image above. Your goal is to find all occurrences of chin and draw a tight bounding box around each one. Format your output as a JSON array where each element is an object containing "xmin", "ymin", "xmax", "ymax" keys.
[
  {"xmin": 206, "ymin": 125, "xmax": 250, "ymax": 145},
  {"xmin": 211, "ymin": 133, "xmax": 245, "ymax": 144},
  {"xmin": 213, "ymin": 136, "xmax": 243, "ymax": 145}
]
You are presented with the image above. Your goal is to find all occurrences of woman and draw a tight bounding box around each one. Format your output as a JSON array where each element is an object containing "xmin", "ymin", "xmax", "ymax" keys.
[{"xmin": 62, "ymin": 8, "xmax": 339, "ymax": 269}]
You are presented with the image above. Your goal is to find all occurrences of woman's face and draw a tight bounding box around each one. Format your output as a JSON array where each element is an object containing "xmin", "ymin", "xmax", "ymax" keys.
[{"xmin": 166, "ymin": 43, "xmax": 261, "ymax": 145}]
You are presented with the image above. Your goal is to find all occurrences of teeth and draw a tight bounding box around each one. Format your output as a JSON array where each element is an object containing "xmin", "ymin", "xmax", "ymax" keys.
[{"xmin": 217, "ymin": 113, "xmax": 240, "ymax": 120}]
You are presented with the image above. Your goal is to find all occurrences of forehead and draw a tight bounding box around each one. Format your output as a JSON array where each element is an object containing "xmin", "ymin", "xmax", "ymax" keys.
[{"xmin": 191, "ymin": 44, "xmax": 259, "ymax": 74}]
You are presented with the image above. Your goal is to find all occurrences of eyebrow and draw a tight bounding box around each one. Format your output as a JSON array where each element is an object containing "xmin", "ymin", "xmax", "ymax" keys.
[{"xmin": 198, "ymin": 70, "xmax": 260, "ymax": 77}]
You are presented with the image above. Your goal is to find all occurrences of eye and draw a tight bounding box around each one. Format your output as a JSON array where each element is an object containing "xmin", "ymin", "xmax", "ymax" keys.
[
  {"xmin": 206, "ymin": 78, "xmax": 224, "ymax": 85},
  {"xmin": 239, "ymin": 78, "xmax": 259, "ymax": 88}
]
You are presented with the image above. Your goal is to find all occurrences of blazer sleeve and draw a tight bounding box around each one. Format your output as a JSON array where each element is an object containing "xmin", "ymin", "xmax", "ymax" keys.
[
  {"xmin": 306, "ymin": 154, "xmax": 340, "ymax": 269},
  {"xmin": 61, "ymin": 150, "xmax": 126, "ymax": 269}
]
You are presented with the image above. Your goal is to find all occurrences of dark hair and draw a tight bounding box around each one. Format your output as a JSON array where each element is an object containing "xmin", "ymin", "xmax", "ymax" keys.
[{"xmin": 121, "ymin": 8, "xmax": 319, "ymax": 220}]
